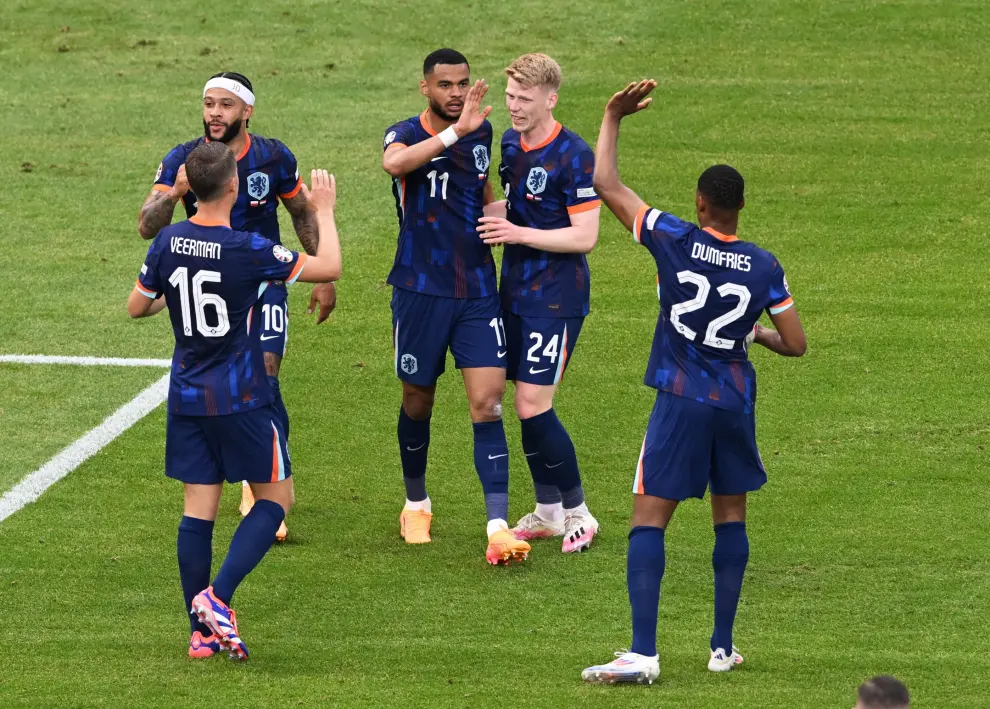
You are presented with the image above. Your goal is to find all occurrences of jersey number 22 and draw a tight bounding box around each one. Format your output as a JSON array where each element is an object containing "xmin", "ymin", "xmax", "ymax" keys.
[{"xmin": 670, "ymin": 270, "xmax": 750, "ymax": 350}]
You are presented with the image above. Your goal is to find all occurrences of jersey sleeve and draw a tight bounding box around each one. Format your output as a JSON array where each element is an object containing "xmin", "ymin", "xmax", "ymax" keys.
[
  {"xmin": 632, "ymin": 205, "xmax": 695, "ymax": 254},
  {"xmin": 135, "ymin": 241, "xmax": 163, "ymax": 298},
  {"xmin": 383, "ymin": 120, "xmax": 417, "ymax": 151},
  {"xmin": 153, "ymin": 145, "xmax": 185, "ymax": 194},
  {"xmin": 249, "ymin": 234, "xmax": 308, "ymax": 285},
  {"xmin": 765, "ymin": 257, "xmax": 794, "ymax": 315},
  {"xmin": 276, "ymin": 141, "xmax": 302, "ymax": 199},
  {"xmin": 562, "ymin": 144, "xmax": 601, "ymax": 215}
]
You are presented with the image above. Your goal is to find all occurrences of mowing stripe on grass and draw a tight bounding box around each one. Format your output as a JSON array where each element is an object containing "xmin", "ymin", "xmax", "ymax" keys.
[
  {"xmin": 0, "ymin": 372, "xmax": 169, "ymax": 523},
  {"xmin": 0, "ymin": 354, "xmax": 170, "ymax": 368}
]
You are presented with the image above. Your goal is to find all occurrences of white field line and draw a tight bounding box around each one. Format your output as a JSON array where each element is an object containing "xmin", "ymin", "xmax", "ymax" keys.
[
  {"xmin": 0, "ymin": 354, "xmax": 170, "ymax": 368},
  {"xmin": 0, "ymin": 371, "xmax": 170, "ymax": 523}
]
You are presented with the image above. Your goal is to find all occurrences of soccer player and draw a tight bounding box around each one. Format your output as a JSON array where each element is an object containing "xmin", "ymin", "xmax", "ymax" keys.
[
  {"xmin": 382, "ymin": 48, "xmax": 530, "ymax": 565},
  {"xmin": 137, "ymin": 71, "xmax": 337, "ymax": 542},
  {"xmin": 856, "ymin": 676, "xmax": 911, "ymax": 709},
  {"xmin": 581, "ymin": 80, "xmax": 807, "ymax": 683},
  {"xmin": 128, "ymin": 143, "xmax": 342, "ymax": 659},
  {"xmin": 477, "ymin": 54, "xmax": 601, "ymax": 553}
]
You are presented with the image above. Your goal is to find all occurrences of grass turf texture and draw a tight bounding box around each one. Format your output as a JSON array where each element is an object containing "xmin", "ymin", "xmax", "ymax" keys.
[{"xmin": 1, "ymin": 0, "xmax": 988, "ymax": 706}]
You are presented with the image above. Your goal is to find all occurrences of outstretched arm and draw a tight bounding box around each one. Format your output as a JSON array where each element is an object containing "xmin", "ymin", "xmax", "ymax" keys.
[
  {"xmin": 382, "ymin": 80, "xmax": 492, "ymax": 178},
  {"xmin": 282, "ymin": 189, "xmax": 320, "ymax": 256},
  {"xmin": 476, "ymin": 208, "xmax": 600, "ymax": 254},
  {"xmin": 593, "ymin": 80, "xmax": 657, "ymax": 234}
]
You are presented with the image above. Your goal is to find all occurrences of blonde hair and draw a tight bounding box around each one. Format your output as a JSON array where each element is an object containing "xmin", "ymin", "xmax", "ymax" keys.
[{"xmin": 505, "ymin": 53, "xmax": 562, "ymax": 91}]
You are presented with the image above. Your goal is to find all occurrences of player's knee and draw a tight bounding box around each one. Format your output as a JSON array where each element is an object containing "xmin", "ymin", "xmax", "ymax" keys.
[
  {"xmin": 514, "ymin": 388, "xmax": 552, "ymax": 420},
  {"xmin": 469, "ymin": 390, "xmax": 504, "ymax": 422}
]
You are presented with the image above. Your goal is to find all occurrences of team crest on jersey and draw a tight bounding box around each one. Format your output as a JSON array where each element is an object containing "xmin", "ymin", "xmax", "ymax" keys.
[
  {"xmin": 155, "ymin": 162, "xmax": 163, "ymax": 181},
  {"xmin": 526, "ymin": 167, "xmax": 548, "ymax": 195},
  {"xmin": 273, "ymin": 245, "xmax": 293, "ymax": 263},
  {"xmin": 473, "ymin": 145, "xmax": 490, "ymax": 172},
  {"xmin": 400, "ymin": 353, "xmax": 418, "ymax": 375},
  {"xmin": 384, "ymin": 131, "xmax": 397, "ymax": 148},
  {"xmin": 247, "ymin": 171, "xmax": 270, "ymax": 200}
]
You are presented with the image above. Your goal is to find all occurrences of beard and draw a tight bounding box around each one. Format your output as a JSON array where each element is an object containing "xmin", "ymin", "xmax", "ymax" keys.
[
  {"xmin": 428, "ymin": 98, "xmax": 459, "ymax": 123},
  {"xmin": 202, "ymin": 119, "xmax": 243, "ymax": 144}
]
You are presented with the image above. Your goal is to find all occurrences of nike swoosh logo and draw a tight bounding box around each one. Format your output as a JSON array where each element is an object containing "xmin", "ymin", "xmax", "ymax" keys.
[
  {"xmin": 545, "ymin": 461, "xmax": 564, "ymax": 469},
  {"xmin": 497, "ymin": 351, "xmax": 506, "ymax": 358},
  {"xmin": 488, "ymin": 453, "xmax": 508, "ymax": 460},
  {"xmin": 524, "ymin": 452, "xmax": 538, "ymax": 458},
  {"xmin": 260, "ymin": 334, "xmax": 279, "ymax": 341},
  {"xmin": 529, "ymin": 367, "xmax": 550, "ymax": 374},
  {"xmin": 406, "ymin": 443, "xmax": 426, "ymax": 452},
  {"xmin": 430, "ymin": 156, "xmax": 447, "ymax": 162}
]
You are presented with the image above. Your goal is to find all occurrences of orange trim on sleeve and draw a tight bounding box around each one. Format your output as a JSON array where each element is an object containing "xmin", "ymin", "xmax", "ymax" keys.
[
  {"xmin": 769, "ymin": 297, "xmax": 794, "ymax": 314},
  {"xmin": 567, "ymin": 199, "xmax": 601, "ymax": 215},
  {"xmin": 279, "ymin": 176, "xmax": 302, "ymax": 200},
  {"xmin": 152, "ymin": 184, "xmax": 172, "ymax": 193},
  {"xmin": 135, "ymin": 279, "xmax": 157, "ymax": 298},
  {"xmin": 633, "ymin": 204, "xmax": 650, "ymax": 243},
  {"xmin": 287, "ymin": 253, "xmax": 308, "ymax": 283},
  {"xmin": 521, "ymin": 122, "xmax": 562, "ymax": 152},
  {"xmin": 386, "ymin": 142, "xmax": 408, "ymax": 150}
]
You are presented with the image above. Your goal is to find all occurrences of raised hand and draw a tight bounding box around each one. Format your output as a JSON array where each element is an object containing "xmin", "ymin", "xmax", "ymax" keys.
[
  {"xmin": 605, "ymin": 79, "xmax": 657, "ymax": 119},
  {"xmin": 454, "ymin": 79, "xmax": 493, "ymax": 138},
  {"xmin": 301, "ymin": 169, "xmax": 336, "ymax": 212},
  {"xmin": 170, "ymin": 164, "xmax": 190, "ymax": 200}
]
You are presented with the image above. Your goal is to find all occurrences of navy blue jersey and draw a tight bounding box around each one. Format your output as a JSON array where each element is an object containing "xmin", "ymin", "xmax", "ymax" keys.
[
  {"xmin": 384, "ymin": 112, "xmax": 496, "ymax": 299},
  {"xmin": 136, "ymin": 220, "xmax": 307, "ymax": 416},
  {"xmin": 154, "ymin": 134, "xmax": 302, "ymax": 245},
  {"xmin": 498, "ymin": 123, "xmax": 600, "ymax": 318},
  {"xmin": 634, "ymin": 205, "xmax": 794, "ymax": 413}
]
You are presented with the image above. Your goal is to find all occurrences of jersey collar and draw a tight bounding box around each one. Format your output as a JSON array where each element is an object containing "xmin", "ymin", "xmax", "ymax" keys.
[
  {"xmin": 703, "ymin": 226, "xmax": 739, "ymax": 243},
  {"xmin": 189, "ymin": 215, "xmax": 231, "ymax": 228},
  {"xmin": 204, "ymin": 132, "xmax": 251, "ymax": 161},
  {"xmin": 521, "ymin": 121, "xmax": 561, "ymax": 152},
  {"xmin": 419, "ymin": 110, "xmax": 440, "ymax": 137}
]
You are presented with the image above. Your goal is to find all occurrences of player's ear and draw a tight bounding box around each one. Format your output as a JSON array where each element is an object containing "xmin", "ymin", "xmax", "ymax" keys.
[
  {"xmin": 738, "ymin": 198, "xmax": 745, "ymax": 211},
  {"xmin": 548, "ymin": 91, "xmax": 559, "ymax": 111},
  {"xmin": 419, "ymin": 78, "xmax": 429, "ymax": 97},
  {"xmin": 229, "ymin": 173, "xmax": 239, "ymax": 196},
  {"xmin": 243, "ymin": 104, "xmax": 254, "ymax": 122},
  {"xmin": 695, "ymin": 191, "xmax": 706, "ymax": 215}
]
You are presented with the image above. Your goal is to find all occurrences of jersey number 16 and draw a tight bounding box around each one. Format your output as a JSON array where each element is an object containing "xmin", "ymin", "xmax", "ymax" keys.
[{"xmin": 168, "ymin": 267, "xmax": 230, "ymax": 338}]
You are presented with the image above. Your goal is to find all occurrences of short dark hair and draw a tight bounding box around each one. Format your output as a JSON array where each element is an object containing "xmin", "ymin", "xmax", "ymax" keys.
[
  {"xmin": 424, "ymin": 48, "xmax": 468, "ymax": 75},
  {"xmin": 858, "ymin": 676, "xmax": 910, "ymax": 708},
  {"xmin": 697, "ymin": 164, "xmax": 745, "ymax": 211},
  {"xmin": 185, "ymin": 142, "xmax": 236, "ymax": 203},
  {"xmin": 209, "ymin": 71, "xmax": 253, "ymax": 93}
]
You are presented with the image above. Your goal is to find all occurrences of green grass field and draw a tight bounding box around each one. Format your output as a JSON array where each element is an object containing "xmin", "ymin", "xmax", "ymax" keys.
[{"xmin": 2, "ymin": 1, "xmax": 989, "ymax": 706}]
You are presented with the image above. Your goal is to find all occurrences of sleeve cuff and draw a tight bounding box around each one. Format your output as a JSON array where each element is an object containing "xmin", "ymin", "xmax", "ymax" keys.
[
  {"xmin": 286, "ymin": 254, "xmax": 308, "ymax": 285},
  {"xmin": 566, "ymin": 199, "xmax": 602, "ymax": 215},
  {"xmin": 632, "ymin": 204, "xmax": 650, "ymax": 243},
  {"xmin": 135, "ymin": 280, "xmax": 159, "ymax": 299},
  {"xmin": 769, "ymin": 297, "xmax": 794, "ymax": 315},
  {"xmin": 279, "ymin": 177, "xmax": 303, "ymax": 200},
  {"xmin": 152, "ymin": 184, "xmax": 173, "ymax": 194}
]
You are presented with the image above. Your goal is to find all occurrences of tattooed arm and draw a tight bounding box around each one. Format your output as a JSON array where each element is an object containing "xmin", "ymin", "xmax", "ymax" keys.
[
  {"xmin": 138, "ymin": 165, "xmax": 189, "ymax": 239},
  {"xmin": 281, "ymin": 190, "xmax": 320, "ymax": 256}
]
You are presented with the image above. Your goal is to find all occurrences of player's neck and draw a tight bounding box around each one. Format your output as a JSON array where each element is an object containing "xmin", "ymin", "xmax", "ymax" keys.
[
  {"xmin": 190, "ymin": 203, "xmax": 232, "ymax": 228},
  {"xmin": 700, "ymin": 218, "xmax": 738, "ymax": 237},
  {"xmin": 424, "ymin": 107, "xmax": 454, "ymax": 133},
  {"xmin": 521, "ymin": 114, "xmax": 557, "ymax": 148},
  {"xmin": 223, "ymin": 131, "xmax": 248, "ymax": 159}
]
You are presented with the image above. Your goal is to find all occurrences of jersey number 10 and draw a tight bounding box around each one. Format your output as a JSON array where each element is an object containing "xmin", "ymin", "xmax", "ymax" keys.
[{"xmin": 168, "ymin": 267, "xmax": 230, "ymax": 338}]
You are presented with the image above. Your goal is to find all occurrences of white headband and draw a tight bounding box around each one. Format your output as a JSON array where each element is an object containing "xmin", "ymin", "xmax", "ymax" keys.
[{"xmin": 203, "ymin": 77, "xmax": 255, "ymax": 106}]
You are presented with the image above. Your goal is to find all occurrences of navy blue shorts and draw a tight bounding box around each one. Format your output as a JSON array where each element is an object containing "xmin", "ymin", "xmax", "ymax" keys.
[
  {"xmin": 165, "ymin": 405, "xmax": 291, "ymax": 485},
  {"xmin": 633, "ymin": 392, "xmax": 766, "ymax": 501},
  {"xmin": 391, "ymin": 288, "xmax": 505, "ymax": 386},
  {"xmin": 503, "ymin": 312, "xmax": 583, "ymax": 385},
  {"xmin": 259, "ymin": 282, "xmax": 288, "ymax": 358}
]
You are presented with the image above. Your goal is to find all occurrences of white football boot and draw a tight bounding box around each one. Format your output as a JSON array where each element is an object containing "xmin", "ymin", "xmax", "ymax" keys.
[
  {"xmin": 708, "ymin": 645, "xmax": 744, "ymax": 672},
  {"xmin": 582, "ymin": 651, "xmax": 660, "ymax": 685},
  {"xmin": 510, "ymin": 511, "xmax": 564, "ymax": 541},
  {"xmin": 561, "ymin": 508, "xmax": 599, "ymax": 553}
]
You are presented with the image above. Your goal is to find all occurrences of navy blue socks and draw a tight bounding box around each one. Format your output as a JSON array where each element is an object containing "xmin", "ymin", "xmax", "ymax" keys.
[
  {"xmin": 711, "ymin": 521, "xmax": 750, "ymax": 652},
  {"xmin": 398, "ymin": 408, "xmax": 431, "ymax": 502},
  {"xmin": 472, "ymin": 420, "xmax": 510, "ymax": 522},
  {"xmin": 212, "ymin": 499, "xmax": 285, "ymax": 605},
  {"xmin": 627, "ymin": 525, "xmax": 665, "ymax": 657},
  {"xmin": 177, "ymin": 516, "xmax": 214, "ymax": 636},
  {"xmin": 520, "ymin": 409, "xmax": 584, "ymax": 508}
]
